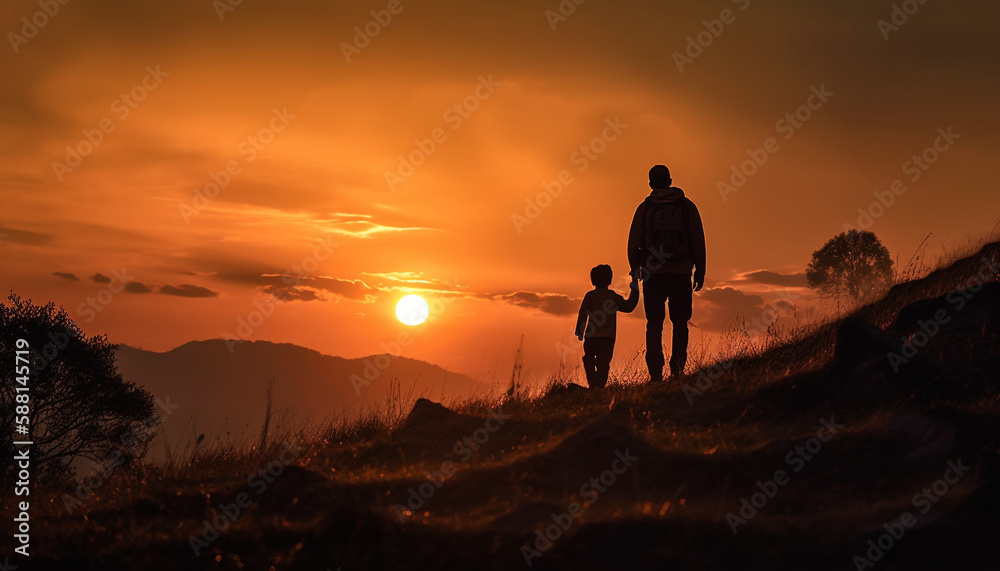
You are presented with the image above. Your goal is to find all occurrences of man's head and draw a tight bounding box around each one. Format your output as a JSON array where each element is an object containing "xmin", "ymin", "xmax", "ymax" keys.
[
  {"xmin": 590, "ymin": 264, "xmax": 613, "ymax": 288},
  {"xmin": 649, "ymin": 165, "xmax": 672, "ymax": 189}
]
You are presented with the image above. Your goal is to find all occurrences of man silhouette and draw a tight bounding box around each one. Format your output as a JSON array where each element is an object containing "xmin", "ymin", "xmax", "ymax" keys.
[{"xmin": 627, "ymin": 165, "xmax": 706, "ymax": 382}]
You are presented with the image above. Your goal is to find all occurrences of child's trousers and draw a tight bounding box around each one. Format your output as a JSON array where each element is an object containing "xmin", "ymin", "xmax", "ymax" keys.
[{"xmin": 582, "ymin": 337, "xmax": 615, "ymax": 388}]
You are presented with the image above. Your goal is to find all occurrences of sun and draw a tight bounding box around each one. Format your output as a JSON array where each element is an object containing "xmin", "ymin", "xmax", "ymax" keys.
[{"xmin": 395, "ymin": 294, "xmax": 430, "ymax": 326}]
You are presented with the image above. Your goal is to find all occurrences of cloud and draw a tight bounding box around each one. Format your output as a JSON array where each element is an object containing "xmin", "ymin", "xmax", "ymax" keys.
[
  {"xmin": 159, "ymin": 284, "xmax": 219, "ymax": 298},
  {"xmin": 487, "ymin": 291, "xmax": 580, "ymax": 316},
  {"xmin": 260, "ymin": 284, "xmax": 326, "ymax": 302},
  {"xmin": 257, "ymin": 275, "xmax": 380, "ymax": 302},
  {"xmin": 125, "ymin": 282, "xmax": 153, "ymax": 294},
  {"xmin": 52, "ymin": 272, "xmax": 79, "ymax": 281},
  {"xmin": 90, "ymin": 273, "xmax": 219, "ymax": 297},
  {"xmin": 320, "ymin": 213, "xmax": 432, "ymax": 239},
  {"xmin": 361, "ymin": 271, "xmax": 438, "ymax": 285},
  {"xmin": 357, "ymin": 272, "xmax": 469, "ymax": 296},
  {"xmin": 89, "ymin": 275, "xmax": 218, "ymax": 297},
  {"xmin": 695, "ymin": 287, "xmax": 766, "ymax": 332},
  {"xmin": 729, "ymin": 270, "xmax": 809, "ymax": 288},
  {"xmin": 1, "ymin": 226, "xmax": 52, "ymax": 246},
  {"xmin": 251, "ymin": 270, "xmax": 468, "ymax": 303},
  {"xmin": 298, "ymin": 277, "xmax": 379, "ymax": 302},
  {"xmin": 190, "ymin": 257, "xmax": 388, "ymax": 303}
]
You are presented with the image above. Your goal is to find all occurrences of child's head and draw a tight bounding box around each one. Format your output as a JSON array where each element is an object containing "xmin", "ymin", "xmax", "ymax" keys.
[{"xmin": 590, "ymin": 264, "xmax": 613, "ymax": 288}]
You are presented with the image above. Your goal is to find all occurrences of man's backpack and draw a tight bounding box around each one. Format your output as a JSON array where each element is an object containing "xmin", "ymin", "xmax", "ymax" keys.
[{"xmin": 642, "ymin": 200, "xmax": 691, "ymax": 265}]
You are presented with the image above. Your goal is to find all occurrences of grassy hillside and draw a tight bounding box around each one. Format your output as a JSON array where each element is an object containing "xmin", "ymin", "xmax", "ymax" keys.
[{"xmin": 4, "ymin": 241, "xmax": 999, "ymax": 570}]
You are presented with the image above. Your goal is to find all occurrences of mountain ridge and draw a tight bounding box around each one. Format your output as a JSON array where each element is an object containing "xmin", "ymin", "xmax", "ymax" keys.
[{"xmin": 114, "ymin": 339, "xmax": 486, "ymax": 453}]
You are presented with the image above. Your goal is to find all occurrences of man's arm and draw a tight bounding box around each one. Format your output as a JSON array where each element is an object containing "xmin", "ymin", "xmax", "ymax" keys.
[
  {"xmin": 688, "ymin": 200, "xmax": 707, "ymax": 291},
  {"xmin": 618, "ymin": 281, "xmax": 640, "ymax": 313},
  {"xmin": 627, "ymin": 204, "xmax": 646, "ymax": 274}
]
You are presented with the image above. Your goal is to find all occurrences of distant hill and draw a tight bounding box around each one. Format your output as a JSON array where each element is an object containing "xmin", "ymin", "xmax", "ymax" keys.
[{"xmin": 115, "ymin": 339, "xmax": 485, "ymax": 453}]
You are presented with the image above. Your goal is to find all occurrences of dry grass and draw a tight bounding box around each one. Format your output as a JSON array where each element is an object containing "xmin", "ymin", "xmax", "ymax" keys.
[{"xmin": 4, "ymin": 238, "xmax": 999, "ymax": 570}]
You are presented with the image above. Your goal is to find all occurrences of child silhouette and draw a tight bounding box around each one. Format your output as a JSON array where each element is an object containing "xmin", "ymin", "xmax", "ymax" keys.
[{"xmin": 575, "ymin": 265, "xmax": 639, "ymax": 388}]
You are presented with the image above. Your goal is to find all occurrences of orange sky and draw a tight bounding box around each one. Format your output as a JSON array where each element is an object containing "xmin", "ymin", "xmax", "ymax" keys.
[{"xmin": 2, "ymin": 0, "xmax": 998, "ymax": 385}]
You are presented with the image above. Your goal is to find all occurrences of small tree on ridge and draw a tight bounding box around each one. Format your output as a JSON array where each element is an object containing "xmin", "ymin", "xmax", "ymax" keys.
[{"xmin": 806, "ymin": 230, "xmax": 894, "ymax": 305}]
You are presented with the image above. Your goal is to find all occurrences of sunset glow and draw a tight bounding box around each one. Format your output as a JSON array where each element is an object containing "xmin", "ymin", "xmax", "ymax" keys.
[{"xmin": 1, "ymin": 0, "xmax": 998, "ymax": 386}]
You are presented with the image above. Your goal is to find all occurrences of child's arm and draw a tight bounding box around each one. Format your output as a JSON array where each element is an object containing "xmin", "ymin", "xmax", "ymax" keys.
[
  {"xmin": 575, "ymin": 295, "xmax": 589, "ymax": 340},
  {"xmin": 619, "ymin": 276, "xmax": 640, "ymax": 313}
]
